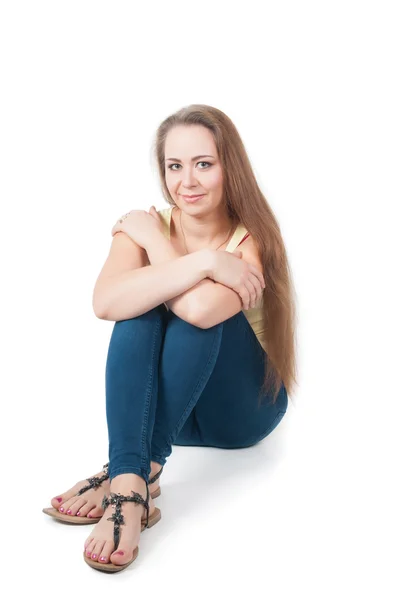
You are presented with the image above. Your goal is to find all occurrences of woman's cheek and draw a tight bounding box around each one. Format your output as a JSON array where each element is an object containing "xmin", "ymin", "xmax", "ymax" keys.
[{"xmin": 207, "ymin": 171, "xmax": 223, "ymax": 192}]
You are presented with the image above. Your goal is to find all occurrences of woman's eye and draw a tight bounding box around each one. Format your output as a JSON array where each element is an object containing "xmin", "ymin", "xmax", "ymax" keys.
[{"xmin": 167, "ymin": 161, "xmax": 212, "ymax": 171}]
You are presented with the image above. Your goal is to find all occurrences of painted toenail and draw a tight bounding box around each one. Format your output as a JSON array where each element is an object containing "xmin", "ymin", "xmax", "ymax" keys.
[
  {"xmin": 87, "ymin": 514, "xmax": 93, "ymax": 518},
  {"xmin": 114, "ymin": 551, "xmax": 124, "ymax": 556},
  {"xmin": 100, "ymin": 557, "xmax": 106, "ymax": 561},
  {"xmin": 66, "ymin": 509, "xmax": 71, "ymax": 514},
  {"xmin": 76, "ymin": 511, "xmax": 80, "ymax": 516},
  {"xmin": 56, "ymin": 497, "xmax": 62, "ymax": 502},
  {"xmin": 92, "ymin": 554, "xmax": 97, "ymax": 559},
  {"xmin": 86, "ymin": 551, "xmax": 91, "ymax": 557},
  {"xmin": 59, "ymin": 507, "xmax": 64, "ymax": 512}
]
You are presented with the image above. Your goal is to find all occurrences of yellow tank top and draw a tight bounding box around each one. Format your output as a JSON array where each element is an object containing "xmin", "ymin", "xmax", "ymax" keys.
[{"xmin": 158, "ymin": 206, "xmax": 266, "ymax": 353}]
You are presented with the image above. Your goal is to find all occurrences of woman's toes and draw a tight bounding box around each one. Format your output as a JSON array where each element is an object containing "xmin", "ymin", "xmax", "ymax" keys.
[
  {"xmin": 81, "ymin": 502, "xmax": 98, "ymax": 518},
  {"xmin": 86, "ymin": 505, "xmax": 103, "ymax": 519},
  {"xmin": 51, "ymin": 492, "xmax": 75, "ymax": 509},
  {"xmin": 57, "ymin": 497, "xmax": 77, "ymax": 514},
  {"xmin": 85, "ymin": 539, "xmax": 96, "ymax": 558},
  {"xmin": 51, "ymin": 495, "xmax": 64, "ymax": 508},
  {"xmin": 84, "ymin": 537, "xmax": 94, "ymax": 550},
  {"xmin": 65, "ymin": 498, "xmax": 87, "ymax": 516},
  {"xmin": 110, "ymin": 546, "xmax": 135, "ymax": 566},
  {"xmin": 75, "ymin": 502, "xmax": 92, "ymax": 517},
  {"xmin": 90, "ymin": 541, "xmax": 106, "ymax": 562},
  {"xmin": 98, "ymin": 541, "xmax": 114, "ymax": 564},
  {"xmin": 50, "ymin": 483, "xmax": 82, "ymax": 509}
]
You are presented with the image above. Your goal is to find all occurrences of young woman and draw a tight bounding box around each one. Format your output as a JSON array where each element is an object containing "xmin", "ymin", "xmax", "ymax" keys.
[{"xmin": 43, "ymin": 104, "xmax": 298, "ymax": 572}]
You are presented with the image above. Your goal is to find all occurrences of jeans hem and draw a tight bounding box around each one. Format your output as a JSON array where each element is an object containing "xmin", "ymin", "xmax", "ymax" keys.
[
  {"xmin": 150, "ymin": 455, "xmax": 167, "ymax": 467},
  {"xmin": 110, "ymin": 466, "xmax": 149, "ymax": 484}
]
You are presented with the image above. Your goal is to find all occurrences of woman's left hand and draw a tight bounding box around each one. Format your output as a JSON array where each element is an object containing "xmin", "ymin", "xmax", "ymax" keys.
[{"xmin": 111, "ymin": 206, "xmax": 164, "ymax": 249}]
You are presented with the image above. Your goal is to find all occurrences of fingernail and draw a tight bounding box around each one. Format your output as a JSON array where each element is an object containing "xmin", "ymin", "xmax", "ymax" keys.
[
  {"xmin": 76, "ymin": 511, "xmax": 81, "ymax": 516},
  {"xmin": 66, "ymin": 509, "xmax": 71, "ymax": 514},
  {"xmin": 56, "ymin": 497, "xmax": 62, "ymax": 502},
  {"xmin": 59, "ymin": 507, "xmax": 64, "ymax": 512},
  {"xmin": 92, "ymin": 554, "xmax": 97, "ymax": 559}
]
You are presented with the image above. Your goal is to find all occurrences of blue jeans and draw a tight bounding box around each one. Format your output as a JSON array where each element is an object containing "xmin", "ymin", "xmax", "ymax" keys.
[{"xmin": 105, "ymin": 304, "xmax": 288, "ymax": 483}]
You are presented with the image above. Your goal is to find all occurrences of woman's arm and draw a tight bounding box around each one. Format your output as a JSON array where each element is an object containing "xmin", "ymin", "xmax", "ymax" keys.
[
  {"xmin": 146, "ymin": 233, "xmax": 265, "ymax": 328},
  {"xmin": 143, "ymin": 232, "xmax": 218, "ymax": 318},
  {"xmin": 93, "ymin": 232, "xmax": 213, "ymax": 322},
  {"xmin": 107, "ymin": 207, "xmax": 219, "ymax": 322}
]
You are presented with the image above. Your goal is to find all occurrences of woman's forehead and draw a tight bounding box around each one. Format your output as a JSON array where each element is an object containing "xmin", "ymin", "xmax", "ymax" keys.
[{"xmin": 165, "ymin": 125, "xmax": 217, "ymax": 157}]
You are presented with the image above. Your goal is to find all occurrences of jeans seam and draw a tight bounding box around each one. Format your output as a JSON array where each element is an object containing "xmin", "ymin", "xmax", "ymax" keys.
[{"xmin": 140, "ymin": 315, "xmax": 162, "ymax": 474}]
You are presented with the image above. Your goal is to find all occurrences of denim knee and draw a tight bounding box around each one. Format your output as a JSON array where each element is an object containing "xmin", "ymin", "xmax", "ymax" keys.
[{"xmin": 114, "ymin": 305, "xmax": 166, "ymax": 331}]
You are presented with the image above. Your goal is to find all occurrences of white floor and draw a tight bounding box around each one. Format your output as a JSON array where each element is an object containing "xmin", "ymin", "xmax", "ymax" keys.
[{"xmin": 15, "ymin": 395, "xmax": 394, "ymax": 599}]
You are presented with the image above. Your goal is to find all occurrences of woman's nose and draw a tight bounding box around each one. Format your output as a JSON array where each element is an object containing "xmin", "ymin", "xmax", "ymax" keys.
[{"xmin": 181, "ymin": 168, "xmax": 197, "ymax": 186}]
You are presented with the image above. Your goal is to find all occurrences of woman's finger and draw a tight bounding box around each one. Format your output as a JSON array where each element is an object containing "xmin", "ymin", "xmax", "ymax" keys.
[
  {"xmin": 235, "ymin": 285, "xmax": 250, "ymax": 310},
  {"xmin": 244, "ymin": 279, "xmax": 257, "ymax": 309},
  {"xmin": 247, "ymin": 273, "xmax": 263, "ymax": 305},
  {"xmin": 111, "ymin": 221, "xmax": 125, "ymax": 236},
  {"xmin": 248, "ymin": 264, "xmax": 265, "ymax": 288}
]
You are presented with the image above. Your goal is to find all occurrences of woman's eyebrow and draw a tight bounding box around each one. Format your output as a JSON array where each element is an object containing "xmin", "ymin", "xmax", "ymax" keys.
[{"xmin": 165, "ymin": 154, "xmax": 215, "ymax": 162}]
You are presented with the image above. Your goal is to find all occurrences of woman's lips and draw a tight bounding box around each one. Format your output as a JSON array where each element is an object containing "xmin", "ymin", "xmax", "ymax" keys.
[{"xmin": 182, "ymin": 194, "xmax": 205, "ymax": 203}]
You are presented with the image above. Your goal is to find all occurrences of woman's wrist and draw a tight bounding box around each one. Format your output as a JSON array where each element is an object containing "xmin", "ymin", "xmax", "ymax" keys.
[{"xmin": 201, "ymin": 248, "xmax": 217, "ymax": 279}]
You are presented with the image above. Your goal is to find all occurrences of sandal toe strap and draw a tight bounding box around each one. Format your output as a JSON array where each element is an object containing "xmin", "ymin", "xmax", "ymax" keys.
[
  {"xmin": 102, "ymin": 486, "xmax": 150, "ymax": 551},
  {"xmin": 76, "ymin": 463, "xmax": 109, "ymax": 496}
]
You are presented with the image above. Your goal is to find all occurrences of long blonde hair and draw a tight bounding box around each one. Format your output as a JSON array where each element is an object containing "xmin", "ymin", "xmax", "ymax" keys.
[{"xmin": 152, "ymin": 104, "xmax": 298, "ymax": 406}]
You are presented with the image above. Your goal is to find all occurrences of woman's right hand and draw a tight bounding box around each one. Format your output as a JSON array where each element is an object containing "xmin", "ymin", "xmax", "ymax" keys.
[
  {"xmin": 209, "ymin": 249, "xmax": 266, "ymax": 310},
  {"xmin": 111, "ymin": 208, "xmax": 164, "ymax": 249}
]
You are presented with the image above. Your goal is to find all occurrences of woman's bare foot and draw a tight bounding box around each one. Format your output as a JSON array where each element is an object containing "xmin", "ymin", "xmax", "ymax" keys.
[
  {"xmin": 84, "ymin": 473, "xmax": 156, "ymax": 566},
  {"xmin": 51, "ymin": 465, "xmax": 110, "ymax": 519}
]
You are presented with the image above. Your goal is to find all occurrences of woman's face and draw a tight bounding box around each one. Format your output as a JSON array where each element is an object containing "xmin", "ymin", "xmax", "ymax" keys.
[{"xmin": 164, "ymin": 125, "xmax": 224, "ymax": 213}]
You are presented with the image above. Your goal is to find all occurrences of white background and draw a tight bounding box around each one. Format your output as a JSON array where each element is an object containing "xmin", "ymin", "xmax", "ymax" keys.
[{"xmin": 1, "ymin": 0, "xmax": 397, "ymax": 597}]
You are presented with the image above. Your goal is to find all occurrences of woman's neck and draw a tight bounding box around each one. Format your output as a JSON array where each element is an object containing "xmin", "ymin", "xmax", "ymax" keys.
[{"xmin": 173, "ymin": 206, "xmax": 235, "ymax": 250}]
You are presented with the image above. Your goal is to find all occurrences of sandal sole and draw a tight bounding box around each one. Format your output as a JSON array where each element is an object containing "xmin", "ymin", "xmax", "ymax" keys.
[
  {"xmin": 42, "ymin": 487, "xmax": 161, "ymax": 524},
  {"xmin": 83, "ymin": 507, "xmax": 161, "ymax": 572},
  {"xmin": 151, "ymin": 486, "xmax": 161, "ymax": 499}
]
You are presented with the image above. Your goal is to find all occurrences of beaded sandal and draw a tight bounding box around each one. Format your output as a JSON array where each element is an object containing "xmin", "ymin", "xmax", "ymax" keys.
[
  {"xmin": 148, "ymin": 464, "xmax": 163, "ymax": 499},
  {"xmin": 42, "ymin": 463, "xmax": 163, "ymax": 524},
  {"xmin": 84, "ymin": 482, "xmax": 161, "ymax": 573}
]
